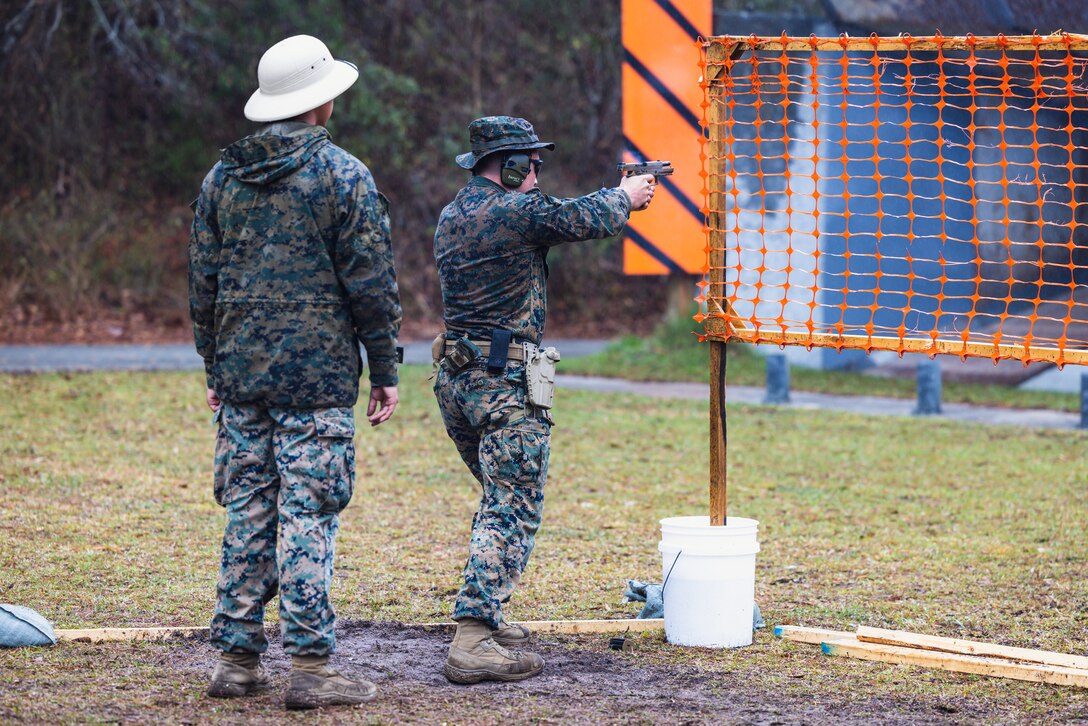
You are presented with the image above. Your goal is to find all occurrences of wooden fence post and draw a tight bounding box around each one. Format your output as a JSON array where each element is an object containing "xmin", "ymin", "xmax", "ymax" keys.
[{"xmin": 704, "ymin": 40, "xmax": 732, "ymax": 526}]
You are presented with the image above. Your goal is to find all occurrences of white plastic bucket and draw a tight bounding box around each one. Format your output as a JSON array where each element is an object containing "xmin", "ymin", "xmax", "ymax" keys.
[{"xmin": 658, "ymin": 515, "xmax": 759, "ymax": 648}]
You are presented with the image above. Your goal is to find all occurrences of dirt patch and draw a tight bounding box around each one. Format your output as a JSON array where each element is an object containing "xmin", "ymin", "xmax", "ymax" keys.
[
  {"xmin": 2, "ymin": 620, "xmax": 1080, "ymax": 723},
  {"xmin": 149, "ymin": 621, "xmax": 1011, "ymax": 724}
]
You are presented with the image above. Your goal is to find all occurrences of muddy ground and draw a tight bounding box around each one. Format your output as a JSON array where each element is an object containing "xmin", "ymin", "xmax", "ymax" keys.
[{"xmin": 4, "ymin": 619, "xmax": 1074, "ymax": 724}]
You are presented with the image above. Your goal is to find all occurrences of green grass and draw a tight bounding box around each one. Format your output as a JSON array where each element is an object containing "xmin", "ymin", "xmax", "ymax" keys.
[
  {"xmin": 562, "ymin": 315, "xmax": 1081, "ymax": 412},
  {"xmin": 1, "ymin": 367, "xmax": 1086, "ymax": 719}
]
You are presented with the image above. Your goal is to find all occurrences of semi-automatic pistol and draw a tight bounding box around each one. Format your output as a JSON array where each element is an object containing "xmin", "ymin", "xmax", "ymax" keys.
[{"xmin": 617, "ymin": 160, "xmax": 674, "ymax": 178}]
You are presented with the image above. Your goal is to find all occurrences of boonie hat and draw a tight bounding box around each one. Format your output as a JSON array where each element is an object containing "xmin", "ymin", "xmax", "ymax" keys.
[
  {"xmin": 455, "ymin": 116, "xmax": 555, "ymax": 169},
  {"xmin": 244, "ymin": 35, "xmax": 359, "ymax": 123}
]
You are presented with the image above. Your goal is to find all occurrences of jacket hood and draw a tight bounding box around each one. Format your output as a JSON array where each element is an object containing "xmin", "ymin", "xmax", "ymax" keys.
[{"xmin": 221, "ymin": 124, "xmax": 330, "ymax": 185}]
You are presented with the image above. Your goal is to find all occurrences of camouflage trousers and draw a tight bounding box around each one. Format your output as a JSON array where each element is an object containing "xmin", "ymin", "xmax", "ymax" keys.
[
  {"xmin": 433, "ymin": 359, "xmax": 551, "ymax": 629},
  {"xmin": 209, "ymin": 403, "xmax": 356, "ymax": 657}
]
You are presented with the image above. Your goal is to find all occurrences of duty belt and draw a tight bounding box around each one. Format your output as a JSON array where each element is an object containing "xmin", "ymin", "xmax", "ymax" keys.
[{"xmin": 443, "ymin": 339, "xmax": 530, "ymax": 361}]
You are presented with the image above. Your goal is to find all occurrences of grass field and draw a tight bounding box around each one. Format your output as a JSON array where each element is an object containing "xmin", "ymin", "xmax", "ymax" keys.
[
  {"xmin": 562, "ymin": 316, "xmax": 1081, "ymax": 413},
  {"xmin": 1, "ymin": 366, "xmax": 1086, "ymax": 721}
]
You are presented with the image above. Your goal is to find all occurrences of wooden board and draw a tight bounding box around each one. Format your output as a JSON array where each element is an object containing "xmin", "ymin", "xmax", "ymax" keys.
[
  {"xmin": 857, "ymin": 626, "xmax": 1088, "ymax": 671},
  {"xmin": 774, "ymin": 625, "xmax": 857, "ymax": 645},
  {"xmin": 55, "ymin": 619, "xmax": 663, "ymax": 645},
  {"xmin": 822, "ymin": 638, "xmax": 1088, "ymax": 689},
  {"xmin": 55, "ymin": 626, "xmax": 209, "ymax": 643},
  {"xmin": 411, "ymin": 619, "xmax": 665, "ymax": 635}
]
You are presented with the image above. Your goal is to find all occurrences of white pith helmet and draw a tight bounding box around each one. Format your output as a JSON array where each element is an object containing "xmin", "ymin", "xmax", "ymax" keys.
[{"xmin": 244, "ymin": 35, "xmax": 359, "ymax": 123}]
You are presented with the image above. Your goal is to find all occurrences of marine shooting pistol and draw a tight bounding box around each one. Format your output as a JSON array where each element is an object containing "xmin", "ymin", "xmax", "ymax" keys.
[{"xmin": 617, "ymin": 160, "xmax": 674, "ymax": 179}]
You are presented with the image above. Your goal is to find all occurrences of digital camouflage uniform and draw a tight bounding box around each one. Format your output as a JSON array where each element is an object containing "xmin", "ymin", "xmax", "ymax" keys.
[
  {"xmin": 433, "ymin": 117, "xmax": 631, "ymax": 628},
  {"xmin": 189, "ymin": 121, "xmax": 401, "ymax": 657}
]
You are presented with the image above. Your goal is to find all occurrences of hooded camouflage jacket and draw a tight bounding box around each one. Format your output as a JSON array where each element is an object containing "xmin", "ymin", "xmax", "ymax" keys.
[
  {"xmin": 434, "ymin": 176, "xmax": 630, "ymax": 344},
  {"xmin": 189, "ymin": 122, "xmax": 401, "ymax": 408}
]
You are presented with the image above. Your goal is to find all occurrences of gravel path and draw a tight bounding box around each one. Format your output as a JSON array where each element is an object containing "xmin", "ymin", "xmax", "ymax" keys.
[
  {"xmin": 0, "ymin": 340, "xmax": 606, "ymax": 372},
  {"xmin": 1, "ymin": 342, "xmax": 1082, "ymax": 430}
]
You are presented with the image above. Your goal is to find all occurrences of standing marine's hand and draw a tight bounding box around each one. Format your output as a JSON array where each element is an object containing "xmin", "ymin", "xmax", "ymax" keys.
[
  {"xmin": 619, "ymin": 173, "xmax": 655, "ymax": 211},
  {"xmin": 206, "ymin": 388, "xmax": 221, "ymax": 413},
  {"xmin": 367, "ymin": 385, "xmax": 399, "ymax": 426}
]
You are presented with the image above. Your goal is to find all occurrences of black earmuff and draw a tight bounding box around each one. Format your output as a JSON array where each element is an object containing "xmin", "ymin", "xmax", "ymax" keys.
[{"xmin": 500, "ymin": 152, "xmax": 532, "ymax": 187}]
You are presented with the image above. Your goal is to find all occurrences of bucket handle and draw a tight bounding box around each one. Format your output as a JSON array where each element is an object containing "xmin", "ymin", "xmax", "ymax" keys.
[{"xmin": 661, "ymin": 548, "xmax": 683, "ymax": 600}]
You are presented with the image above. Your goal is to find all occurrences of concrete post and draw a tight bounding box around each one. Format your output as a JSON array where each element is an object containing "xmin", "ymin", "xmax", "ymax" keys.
[
  {"xmin": 763, "ymin": 353, "xmax": 791, "ymax": 404},
  {"xmin": 914, "ymin": 358, "xmax": 942, "ymax": 415}
]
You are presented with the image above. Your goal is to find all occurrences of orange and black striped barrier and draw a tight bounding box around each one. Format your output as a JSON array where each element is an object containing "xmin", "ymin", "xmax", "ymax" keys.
[{"xmin": 621, "ymin": 0, "xmax": 711, "ymax": 274}]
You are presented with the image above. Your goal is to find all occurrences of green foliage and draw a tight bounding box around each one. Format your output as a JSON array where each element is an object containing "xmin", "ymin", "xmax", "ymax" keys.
[
  {"xmin": 0, "ymin": 191, "xmax": 190, "ymax": 320},
  {"xmin": 0, "ymin": 0, "xmax": 660, "ymax": 326},
  {"xmin": 334, "ymin": 60, "xmax": 422, "ymax": 176}
]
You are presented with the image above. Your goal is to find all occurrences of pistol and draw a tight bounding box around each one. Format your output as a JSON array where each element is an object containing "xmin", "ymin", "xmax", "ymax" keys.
[{"xmin": 617, "ymin": 160, "xmax": 674, "ymax": 178}]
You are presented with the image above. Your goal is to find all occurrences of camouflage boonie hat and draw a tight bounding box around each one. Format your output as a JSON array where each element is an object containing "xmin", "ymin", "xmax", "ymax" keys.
[{"xmin": 455, "ymin": 116, "xmax": 555, "ymax": 170}]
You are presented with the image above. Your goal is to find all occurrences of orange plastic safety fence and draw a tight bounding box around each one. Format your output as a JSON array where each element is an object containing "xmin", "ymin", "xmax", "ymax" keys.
[{"xmin": 697, "ymin": 33, "xmax": 1088, "ymax": 366}]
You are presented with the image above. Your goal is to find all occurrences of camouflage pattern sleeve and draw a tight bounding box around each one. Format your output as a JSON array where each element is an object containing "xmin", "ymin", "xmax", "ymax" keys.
[
  {"xmin": 515, "ymin": 187, "xmax": 631, "ymax": 247},
  {"xmin": 188, "ymin": 164, "xmax": 225, "ymax": 387},
  {"xmin": 333, "ymin": 163, "xmax": 402, "ymax": 387}
]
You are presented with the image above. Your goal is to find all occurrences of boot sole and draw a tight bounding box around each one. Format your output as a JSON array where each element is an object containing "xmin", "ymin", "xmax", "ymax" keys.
[
  {"xmin": 443, "ymin": 660, "xmax": 545, "ymax": 684},
  {"xmin": 284, "ymin": 689, "xmax": 377, "ymax": 710},
  {"xmin": 207, "ymin": 680, "xmax": 271, "ymax": 699}
]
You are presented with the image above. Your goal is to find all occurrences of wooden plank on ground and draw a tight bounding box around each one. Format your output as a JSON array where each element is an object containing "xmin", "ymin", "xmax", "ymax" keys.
[
  {"xmin": 822, "ymin": 638, "xmax": 1088, "ymax": 689},
  {"xmin": 857, "ymin": 626, "xmax": 1088, "ymax": 671},
  {"xmin": 412, "ymin": 619, "xmax": 664, "ymax": 635},
  {"xmin": 58, "ymin": 619, "xmax": 664, "ymax": 644},
  {"xmin": 774, "ymin": 625, "xmax": 857, "ymax": 645},
  {"xmin": 526, "ymin": 618, "xmax": 664, "ymax": 635},
  {"xmin": 55, "ymin": 626, "xmax": 209, "ymax": 643}
]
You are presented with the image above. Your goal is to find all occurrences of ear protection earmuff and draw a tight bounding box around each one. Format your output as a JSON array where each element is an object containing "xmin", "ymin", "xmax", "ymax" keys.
[{"xmin": 500, "ymin": 152, "xmax": 532, "ymax": 187}]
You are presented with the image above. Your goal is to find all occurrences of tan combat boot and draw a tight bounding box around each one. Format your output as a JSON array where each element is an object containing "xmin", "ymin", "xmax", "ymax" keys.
[
  {"xmin": 491, "ymin": 617, "xmax": 531, "ymax": 647},
  {"xmin": 445, "ymin": 618, "xmax": 545, "ymax": 684},
  {"xmin": 207, "ymin": 652, "xmax": 272, "ymax": 698},
  {"xmin": 284, "ymin": 655, "xmax": 377, "ymax": 710}
]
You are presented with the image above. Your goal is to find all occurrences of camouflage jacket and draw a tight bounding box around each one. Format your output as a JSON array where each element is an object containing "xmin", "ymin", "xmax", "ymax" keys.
[
  {"xmin": 433, "ymin": 176, "xmax": 630, "ymax": 343},
  {"xmin": 189, "ymin": 122, "xmax": 402, "ymax": 408}
]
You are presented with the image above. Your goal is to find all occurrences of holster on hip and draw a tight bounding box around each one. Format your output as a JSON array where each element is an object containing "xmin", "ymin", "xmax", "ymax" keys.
[{"xmin": 524, "ymin": 344, "xmax": 561, "ymax": 410}]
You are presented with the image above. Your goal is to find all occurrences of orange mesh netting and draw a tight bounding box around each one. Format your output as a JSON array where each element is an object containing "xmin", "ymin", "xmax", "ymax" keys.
[{"xmin": 697, "ymin": 33, "xmax": 1088, "ymax": 366}]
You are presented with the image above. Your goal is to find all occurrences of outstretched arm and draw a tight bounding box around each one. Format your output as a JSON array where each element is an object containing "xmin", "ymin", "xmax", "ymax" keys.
[{"xmin": 514, "ymin": 172, "xmax": 656, "ymax": 247}]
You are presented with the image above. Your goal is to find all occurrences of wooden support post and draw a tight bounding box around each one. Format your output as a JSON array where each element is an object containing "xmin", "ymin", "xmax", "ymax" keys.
[
  {"xmin": 705, "ymin": 41, "xmax": 731, "ymax": 527},
  {"xmin": 710, "ymin": 339, "xmax": 727, "ymax": 525}
]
